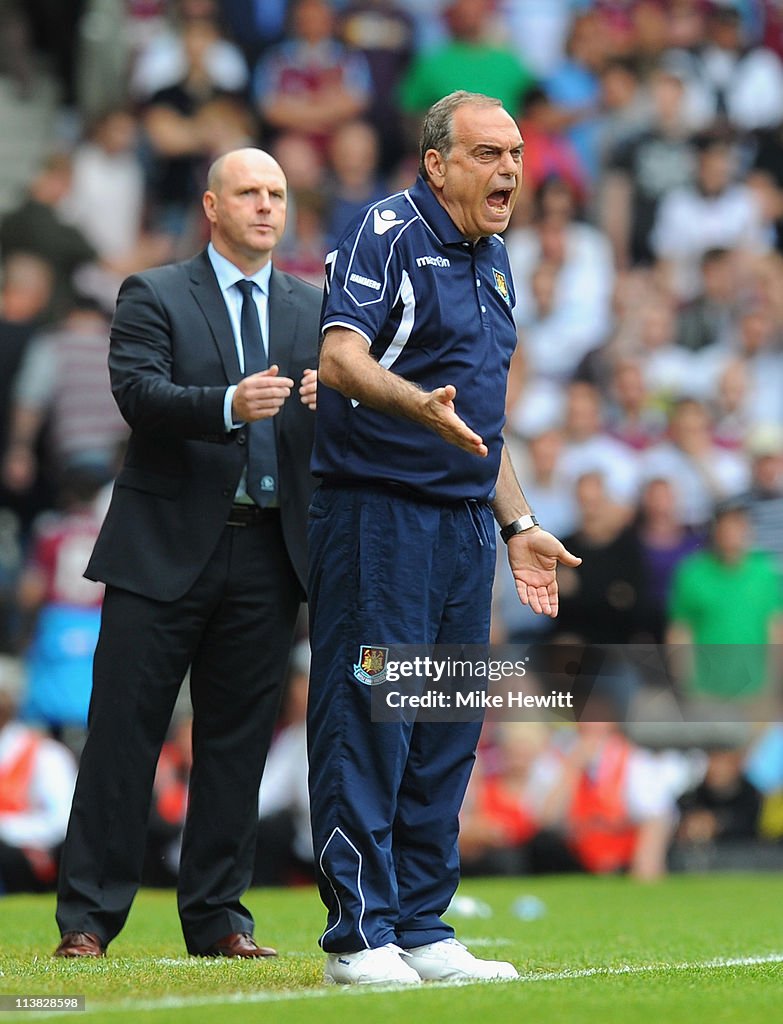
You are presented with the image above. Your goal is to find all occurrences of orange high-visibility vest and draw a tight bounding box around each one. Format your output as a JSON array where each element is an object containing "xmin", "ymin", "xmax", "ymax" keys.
[
  {"xmin": 0, "ymin": 733, "xmax": 40, "ymax": 814},
  {"xmin": 0, "ymin": 732, "xmax": 58, "ymax": 884},
  {"xmin": 478, "ymin": 777, "xmax": 538, "ymax": 846},
  {"xmin": 567, "ymin": 735, "xmax": 638, "ymax": 873}
]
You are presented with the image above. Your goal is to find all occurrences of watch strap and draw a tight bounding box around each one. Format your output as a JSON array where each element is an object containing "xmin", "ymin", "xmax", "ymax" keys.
[{"xmin": 500, "ymin": 514, "xmax": 539, "ymax": 543}]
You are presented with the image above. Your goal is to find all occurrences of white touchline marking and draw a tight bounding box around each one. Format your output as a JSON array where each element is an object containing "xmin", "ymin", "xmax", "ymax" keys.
[
  {"xmin": 21, "ymin": 953, "xmax": 783, "ymax": 1018},
  {"xmin": 516, "ymin": 953, "xmax": 783, "ymax": 982}
]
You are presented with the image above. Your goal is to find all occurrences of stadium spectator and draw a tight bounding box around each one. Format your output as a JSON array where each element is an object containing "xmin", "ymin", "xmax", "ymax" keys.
[
  {"xmin": 601, "ymin": 65, "xmax": 696, "ymax": 270},
  {"xmin": 518, "ymin": 257, "xmax": 584, "ymax": 386},
  {"xmin": 533, "ymin": 721, "xmax": 674, "ymax": 879},
  {"xmin": 398, "ymin": 0, "xmax": 537, "ymax": 122},
  {"xmin": 16, "ymin": 468, "xmax": 104, "ymax": 743},
  {"xmin": 270, "ymin": 132, "xmax": 326, "ymax": 195},
  {"xmin": 666, "ymin": 498, "xmax": 783, "ymax": 708},
  {"xmin": 499, "ymin": 0, "xmax": 583, "ymax": 80},
  {"xmin": 557, "ymin": 471, "xmax": 650, "ymax": 644},
  {"xmin": 675, "ymin": 247, "xmax": 739, "ymax": 352},
  {"xmin": 749, "ymin": 116, "xmax": 783, "ymax": 257},
  {"xmin": 129, "ymin": 0, "xmax": 248, "ymax": 101},
  {"xmin": 627, "ymin": 0, "xmax": 670, "ymax": 71},
  {"xmin": 650, "ymin": 131, "xmax": 769, "ymax": 300},
  {"xmin": 273, "ymin": 188, "xmax": 328, "ymax": 287},
  {"xmin": 0, "ymin": 657, "xmax": 77, "ymax": 894},
  {"xmin": 605, "ymin": 358, "xmax": 667, "ymax": 451},
  {"xmin": 711, "ymin": 357, "xmax": 750, "ymax": 451},
  {"xmin": 541, "ymin": 11, "xmax": 607, "ymax": 186},
  {"xmin": 141, "ymin": 13, "xmax": 251, "ymax": 240},
  {"xmin": 0, "ymin": 255, "xmax": 54, "ymax": 482},
  {"xmin": 323, "ymin": 119, "xmax": 387, "ymax": 250},
  {"xmin": 219, "ymin": 0, "xmax": 289, "ymax": 68},
  {"xmin": 673, "ymin": 744, "xmax": 764, "ymax": 870},
  {"xmin": 588, "ymin": 0, "xmax": 640, "ymax": 57},
  {"xmin": 558, "ymin": 381, "xmax": 640, "ymax": 510},
  {"xmin": 338, "ymin": 1, "xmax": 416, "ymax": 172},
  {"xmin": 595, "ymin": 57, "xmax": 651, "ymax": 167},
  {"xmin": 0, "ymin": 155, "xmax": 98, "ymax": 320},
  {"xmin": 740, "ymin": 423, "xmax": 783, "ymax": 576},
  {"xmin": 627, "ymin": 287, "xmax": 700, "ymax": 405},
  {"xmin": 0, "ymin": 0, "xmax": 36, "ymax": 99},
  {"xmin": 662, "ymin": 3, "xmax": 783, "ymax": 133},
  {"xmin": 514, "ymin": 90, "xmax": 590, "ymax": 204},
  {"xmin": 634, "ymin": 476, "xmax": 704, "ymax": 644},
  {"xmin": 492, "ymin": 427, "xmax": 578, "ymax": 646},
  {"xmin": 677, "ymin": 745, "xmax": 762, "ymax": 844},
  {"xmin": 58, "ymin": 109, "xmax": 170, "ymax": 274},
  {"xmin": 459, "ymin": 723, "xmax": 550, "ymax": 876},
  {"xmin": 0, "ymin": 255, "xmax": 55, "ymax": 642},
  {"xmin": 641, "ymin": 398, "xmax": 750, "ymax": 528},
  {"xmin": 507, "ymin": 180, "xmax": 615, "ymax": 383},
  {"xmin": 752, "ymin": 251, "xmax": 783, "ymax": 334},
  {"xmin": 704, "ymin": 302, "xmax": 783, "ymax": 429},
  {"xmin": 1, "ymin": 298, "xmax": 128, "ymax": 499},
  {"xmin": 252, "ymin": 0, "xmax": 372, "ymax": 154}
]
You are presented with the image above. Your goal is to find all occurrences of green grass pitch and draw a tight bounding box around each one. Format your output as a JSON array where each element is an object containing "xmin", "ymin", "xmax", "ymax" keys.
[{"xmin": 0, "ymin": 875, "xmax": 780, "ymax": 1023}]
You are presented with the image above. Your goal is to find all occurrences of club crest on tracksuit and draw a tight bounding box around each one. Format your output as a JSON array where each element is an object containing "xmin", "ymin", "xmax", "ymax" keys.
[
  {"xmin": 492, "ymin": 268, "xmax": 510, "ymax": 304},
  {"xmin": 353, "ymin": 646, "xmax": 389, "ymax": 685}
]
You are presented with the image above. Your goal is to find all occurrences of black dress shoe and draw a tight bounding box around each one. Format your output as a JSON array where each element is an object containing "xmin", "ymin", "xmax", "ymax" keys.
[
  {"xmin": 200, "ymin": 932, "xmax": 277, "ymax": 958},
  {"xmin": 54, "ymin": 932, "xmax": 106, "ymax": 958}
]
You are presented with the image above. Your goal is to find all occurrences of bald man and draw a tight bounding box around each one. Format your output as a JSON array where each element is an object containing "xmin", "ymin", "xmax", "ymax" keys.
[{"xmin": 54, "ymin": 149, "xmax": 321, "ymax": 959}]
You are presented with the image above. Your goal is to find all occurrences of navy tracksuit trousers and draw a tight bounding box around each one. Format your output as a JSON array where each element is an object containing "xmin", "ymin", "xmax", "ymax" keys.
[{"xmin": 306, "ymin": 485, "xmax": 496, "ymax": 953}]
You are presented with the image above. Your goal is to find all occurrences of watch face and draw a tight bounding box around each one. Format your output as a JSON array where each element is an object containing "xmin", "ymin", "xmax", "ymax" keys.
[{"xmin": 501, "ymin": 515, "xmax": 537, "ymax": 542}]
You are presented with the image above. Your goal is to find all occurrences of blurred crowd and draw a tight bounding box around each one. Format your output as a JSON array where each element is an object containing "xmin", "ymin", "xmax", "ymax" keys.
[{"xmin": 2, "ymin": 0, "xmax": 783, "ymax": 891}]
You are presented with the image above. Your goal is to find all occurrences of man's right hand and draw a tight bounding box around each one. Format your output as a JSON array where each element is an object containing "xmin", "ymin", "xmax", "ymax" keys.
[
  {"xmin": 419, "ymin": 385, "xmax": 488, "ymax": 457},
  {"xmin": 232, "ymin": 365, "xmax": 294, "ymax": 422}
]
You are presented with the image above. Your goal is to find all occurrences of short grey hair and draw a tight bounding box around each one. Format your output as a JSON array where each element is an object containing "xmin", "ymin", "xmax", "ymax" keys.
[{"xmin": 419, "ymin": 91, "xmax": 504, "ymax": 181}]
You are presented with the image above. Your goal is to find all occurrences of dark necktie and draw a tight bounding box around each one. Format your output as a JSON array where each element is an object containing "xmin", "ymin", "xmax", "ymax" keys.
[{"xmin": 237, "ymin": 279, "xmax": 278, "ymax": 507}]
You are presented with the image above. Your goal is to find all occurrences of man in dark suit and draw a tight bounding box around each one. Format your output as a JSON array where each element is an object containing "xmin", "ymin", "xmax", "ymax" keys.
[{"xmin": 53, "ymin": 148, "xmax": 321, "ymax": 959}]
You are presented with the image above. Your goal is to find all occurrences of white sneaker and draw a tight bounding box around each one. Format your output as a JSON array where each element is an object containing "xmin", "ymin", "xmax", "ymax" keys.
[
  {"xmin": 324, "ymin": 943, "xmax": 422, "ymax": 985},
  {"xmin": 404, "ymin": 938, "xmax": 519, "ymax": 981}
]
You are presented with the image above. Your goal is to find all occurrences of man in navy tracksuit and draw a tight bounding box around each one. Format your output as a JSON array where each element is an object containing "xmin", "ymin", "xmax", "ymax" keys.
[{"xmin": 307, "ymin": 91, "xmax": 581, "ymax": 985}]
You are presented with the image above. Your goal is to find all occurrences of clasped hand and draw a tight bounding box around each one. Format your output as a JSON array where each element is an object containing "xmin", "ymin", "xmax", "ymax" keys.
[{"xmin": 232, "ymin": 366, "xmax": 317, "ymax": 421}]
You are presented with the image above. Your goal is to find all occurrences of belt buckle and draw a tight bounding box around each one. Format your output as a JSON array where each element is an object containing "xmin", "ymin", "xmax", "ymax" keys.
[{"xmin": 227, "ymin": 504, "xmax": 253, "ymax": 527}]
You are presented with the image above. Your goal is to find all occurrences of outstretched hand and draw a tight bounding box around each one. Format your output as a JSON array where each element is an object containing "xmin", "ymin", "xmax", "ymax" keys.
[
  {"xmin": 507, "ymin": 528, "xmax": 582, "ymax": 618},
  {"xmin": 420, "ymin": 385, "xmax": 488, "ymax": 457}
]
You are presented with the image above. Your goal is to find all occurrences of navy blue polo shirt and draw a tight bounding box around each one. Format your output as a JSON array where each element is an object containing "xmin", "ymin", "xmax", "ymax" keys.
[{"xmin": 312, "ymin": 175, "xmax": 517, "ymax": 502}]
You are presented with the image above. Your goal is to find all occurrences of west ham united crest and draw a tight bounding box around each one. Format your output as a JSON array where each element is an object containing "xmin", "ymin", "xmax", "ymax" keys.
[
  {"xmin": 353, "ymin": 645, "xmax": 389, "ymax": 685},
  {"xmin": 492, "ymin": 268, "xmax": 510, "ymax": 305}
]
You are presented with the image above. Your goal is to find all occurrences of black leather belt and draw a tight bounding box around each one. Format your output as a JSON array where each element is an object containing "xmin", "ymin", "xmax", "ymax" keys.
[{"xmin": 226, "ymin": 504, "xmax": 279, "ymax": 526}]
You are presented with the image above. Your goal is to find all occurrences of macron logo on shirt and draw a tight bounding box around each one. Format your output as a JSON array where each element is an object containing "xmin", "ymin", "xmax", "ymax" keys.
[
  {"xmin": 373, "ymin": 208, "xmax": 405, "ymax": 235},
  {"xmin": 415, "ymin": 255, "xmax": 451, "ymax": 269}
]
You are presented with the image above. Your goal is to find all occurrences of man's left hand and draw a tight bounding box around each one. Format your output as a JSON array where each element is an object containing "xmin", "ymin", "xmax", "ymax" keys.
[
  {"xmin": 507, "ymin": 529, "xmax": 581, "ymax": 618},
  {"xmin": 300, "ymin": 368, "xmax": 317, "ymax": 410}
]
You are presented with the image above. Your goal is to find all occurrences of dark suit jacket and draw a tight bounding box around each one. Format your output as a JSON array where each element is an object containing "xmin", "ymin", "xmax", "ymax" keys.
[{"xmin": 86, "ymin": 250, "xmax": 321, "ymax": 601}]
